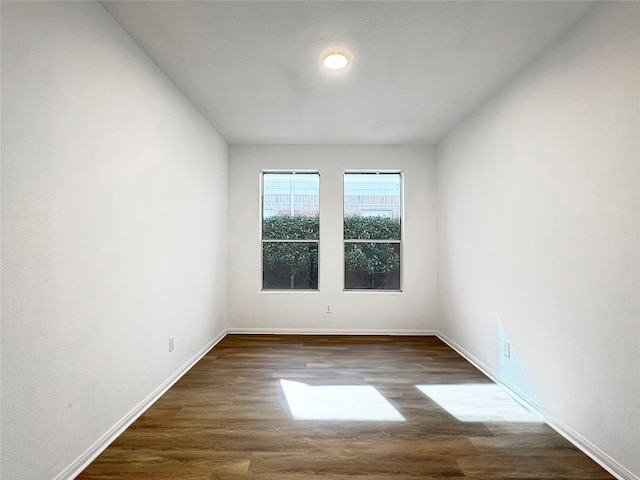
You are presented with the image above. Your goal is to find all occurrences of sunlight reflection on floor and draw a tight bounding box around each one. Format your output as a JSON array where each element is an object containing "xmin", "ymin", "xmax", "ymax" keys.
[
  {"xmin": 416, "ymin": 383, "xmax": 542, "ymax": 422},
  {"xmin": 280, "ymin": 380, "xmax": 405, "ymax": 421}
]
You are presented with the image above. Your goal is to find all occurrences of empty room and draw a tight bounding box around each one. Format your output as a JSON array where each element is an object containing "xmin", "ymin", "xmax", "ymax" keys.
[{"xmin": 1, "ymin": 1, "xmax": 638, "ymax": 479}]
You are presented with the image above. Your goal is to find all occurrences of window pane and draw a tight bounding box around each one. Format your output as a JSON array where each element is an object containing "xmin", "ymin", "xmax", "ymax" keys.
[
  {"xmin": 344, "ymin": 215, "xmax": 400, "ymax": 241},
  {"xmin": 263, "ymin": 173, "xmax": 319, "ymax": 240},
  {"xmin": 263, "ymin": 242, "xmax": 318, "ymax": 290},
  {"xmin": 262, "ymin": 172, "xmax": 319, "ymax": 290},
  {"xmin": 344, "ymin": 243, "xmax": 400, "ymax": 290},
  {"xmin": 263, "ymin": 215, "xmax": 319, "ymax": 241},
  {"xmin": 344, "ymin": 173, "xmax": 401, "ymax": 224},
  {"xmin": 344, "ymin": 172, "xmax": 402, "ymax": 291}
]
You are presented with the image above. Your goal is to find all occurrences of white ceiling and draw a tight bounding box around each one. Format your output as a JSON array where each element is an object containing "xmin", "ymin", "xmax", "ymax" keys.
[{"xmin": 101, "ymin": 1, "xmax": 594, "ymax": 145}]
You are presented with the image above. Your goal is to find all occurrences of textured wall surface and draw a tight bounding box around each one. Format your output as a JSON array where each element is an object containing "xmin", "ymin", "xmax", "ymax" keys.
[
  {"xmin": 1, "ymin": 2, "xmax": 228, "ymax": 478},
  {"xmin": 2, "ymin": 1, "xmax": 638, "ymax": 479},
  {"xmin": 437, "ymin": 2, "xmax": 639, "ymax": 477},
  {"xmin": 228, "ymin": 145, "xmax": 437, "ymax": 334}
]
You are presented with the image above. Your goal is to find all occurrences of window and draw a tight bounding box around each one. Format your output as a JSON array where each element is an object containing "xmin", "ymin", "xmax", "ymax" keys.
[
  {"xmin": 344, "ymin": 172, "xmax": 402, "ymax": 290},
  {"xmin": 262, "ymin": 171, "xmax": 319, "ymax": 290}
]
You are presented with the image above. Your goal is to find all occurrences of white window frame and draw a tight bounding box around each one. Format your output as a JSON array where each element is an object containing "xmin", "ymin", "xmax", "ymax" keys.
[
  {"xmin": 261, "ymin": 170, "xmax": 320, "ymax": 291},
  {"xmin": 343, "ymin": 170, "xmax": 403, "ymax": 292}
]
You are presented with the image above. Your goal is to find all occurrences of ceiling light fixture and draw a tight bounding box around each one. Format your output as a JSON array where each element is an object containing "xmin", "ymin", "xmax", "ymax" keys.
[{"xmin": 323, "ymin": 52, "xmax": 350, "ymax": 70}]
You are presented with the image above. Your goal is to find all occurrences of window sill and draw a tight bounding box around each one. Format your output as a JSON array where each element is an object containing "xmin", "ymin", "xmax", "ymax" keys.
[
  {"xmin": 261, "ymin": 289, "xmax": 320, "ymax": 293},
  {"xmin": 343, "ymin": 289, "xmax": 404, "ymax": 294}
]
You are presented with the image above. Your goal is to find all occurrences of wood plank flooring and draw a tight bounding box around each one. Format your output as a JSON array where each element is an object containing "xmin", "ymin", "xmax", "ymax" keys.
[{"xmin": 77, "ymin": 335, "xmax": 614, "ymax": 479}]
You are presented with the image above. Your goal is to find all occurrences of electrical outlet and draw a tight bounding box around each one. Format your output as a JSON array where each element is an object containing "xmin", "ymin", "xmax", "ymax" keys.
[
  {"xmin": 502, "ymin": 340, "xmax": 510, "ymax": 358},
  {"xmin": 169, "ymin": 336, "xmax": 175, "ymax": 353},
  {"xmin": 325, "ymin": 304, "xmax": 332, "ymax": 314}
]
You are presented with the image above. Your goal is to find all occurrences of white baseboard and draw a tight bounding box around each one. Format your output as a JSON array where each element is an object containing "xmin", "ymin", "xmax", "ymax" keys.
[
  {"xmin": 541, "ymin": 411, "xmax": 639, "ymax": 480},
  {"xmin": 435, "ymin": 331, "xmax": 499, "ymax": 383},
  {"xmin": 56, "ymin": 329, "xmax": 228, "ymax": 480},
  {"xmin": 58, "ymin": 328, "xmax": 637, "ymax": 480},
  {"xmin": 435, "ymin": 331, "xmax": 638, "ymax": 480},
  {"xmin": 227, "ymin": 327, "xmax": 437, "ymax": 336}
]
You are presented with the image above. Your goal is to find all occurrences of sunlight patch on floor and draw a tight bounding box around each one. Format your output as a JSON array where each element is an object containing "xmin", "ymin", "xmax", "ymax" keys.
[
  {"xmin": 280, "ymin": 380, "xmax": 405, "ymax": 421},
  {"xmin": 416, "ymin": 383, "xmax": 542, "ymax": 422}
]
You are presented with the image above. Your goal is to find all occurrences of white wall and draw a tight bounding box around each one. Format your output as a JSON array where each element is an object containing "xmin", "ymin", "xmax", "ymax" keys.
[
  {"xmin": 1, "ymin": 2, "xmax": 228, "ymax": 479},
  {"xmin": 228, "ymin": 145, "xmax": 437, "ymax": 334},
  {"xmin": 437, "ymin": 2, "xmax": 639, "ymax": 478}
]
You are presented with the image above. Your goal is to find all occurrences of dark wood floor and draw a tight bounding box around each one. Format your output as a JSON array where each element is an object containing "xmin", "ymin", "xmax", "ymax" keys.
[{"xmin": 78, "ymin": 335, "xmax": 614, "ymax": 479}]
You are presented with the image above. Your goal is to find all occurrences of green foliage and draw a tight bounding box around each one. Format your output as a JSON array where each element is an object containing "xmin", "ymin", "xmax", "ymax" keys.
[
  {"xmin": 343, "ymin": 215, "xmax": 400, "ymax": 240},
  {"xmin": 262, "ymin": 215, "xmax": 319, "ymax": 289},
  {"xmin": 344, "ymin": 215, "xmax": 401, "ymax": 289},
  {"xmin": 344, "ymin": 243, "xmax": 400, "ymax": 288},
  {"xmin": 263, "ymin": 242, "xmax": 318, "ymax": 289},
  {"xmin": 263, "ymin": 214, "xmax": 319, "ymax": 240},
  {"xmin": 261, "ymin": 214, "xmax": 400, "ymax": 289},
  {"xmin": 344, "ymin": 243, "xmax": 400, "ymax": 275}
]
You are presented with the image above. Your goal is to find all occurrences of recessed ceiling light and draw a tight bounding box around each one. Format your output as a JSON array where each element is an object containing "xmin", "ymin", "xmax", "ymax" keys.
[{"xmin": 323, "ymin": 52, "xmax": 350, "ymax": 70}]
